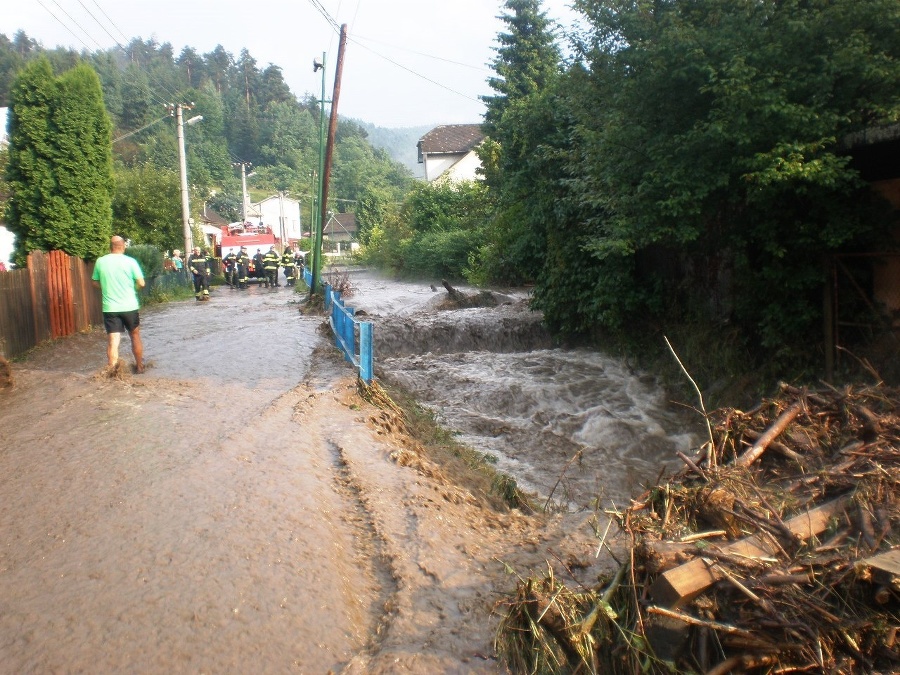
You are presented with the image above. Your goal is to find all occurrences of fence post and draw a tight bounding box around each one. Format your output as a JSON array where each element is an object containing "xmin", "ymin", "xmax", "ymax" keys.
[
  {"xmin": 27, "ymin": 252, "xmax": 40, "ymax": 344},
  {"xmin": 360, "ymin": 322, "xmax": 373, "ymax": 384},
  {"xmin": 344, "ymin": 306, "xmax": 355, "ymax": 363}
]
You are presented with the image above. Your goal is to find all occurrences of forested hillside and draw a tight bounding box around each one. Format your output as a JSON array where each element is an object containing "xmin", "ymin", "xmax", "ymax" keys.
[
  {"xmin": 0, "ymin": 29, "xmax": 415, "ymax": 258},
  {"xmin": 354, "ymin": 120, "xmax": 431, "ymax": 178}
]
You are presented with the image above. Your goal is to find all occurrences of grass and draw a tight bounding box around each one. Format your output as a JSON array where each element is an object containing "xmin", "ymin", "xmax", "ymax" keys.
[{"xmin": 360, "ymin": 378, "xmax": 534, "ymax": 512}]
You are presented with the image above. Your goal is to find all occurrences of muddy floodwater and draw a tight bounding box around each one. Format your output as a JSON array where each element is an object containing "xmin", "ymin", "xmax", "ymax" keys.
[
  {"xmin": 0, "ymin": 272, "xmax": 700, "ymax": 673},
  {"xmin": 349, "ymin": 273, "xmax": 700, "ymax": 509}
]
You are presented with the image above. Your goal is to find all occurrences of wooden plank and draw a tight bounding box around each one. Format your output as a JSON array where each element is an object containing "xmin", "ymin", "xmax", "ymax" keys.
[
  {"xmin": 863, "ymin": 550, "xmax": 900, "ymax": 577},
  {"xmin": 650, "ymin": 496, "xmax": 850, "ymax": 608}
]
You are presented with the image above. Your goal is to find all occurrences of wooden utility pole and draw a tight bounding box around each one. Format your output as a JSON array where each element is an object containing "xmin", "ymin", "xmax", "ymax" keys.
[{"xmin": 318, "ymin": 24, "xmax": 347, "ymax": 273}]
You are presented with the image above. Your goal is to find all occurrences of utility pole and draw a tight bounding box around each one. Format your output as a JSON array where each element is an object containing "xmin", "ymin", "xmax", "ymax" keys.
[
  {"xmin": 170, "ymin": 103, "xmax": 201, "ymax": 256},
  {"xmin": 309, "ymin": 53, "xmax": 327, "ymax": 296},
  {"xmin": 233, "ymin": 161, "xmax": 253, "ymax": 224},
  {"xmin": 309, "ymin": 24, "xmax": 349, "ymax": 298},
  {"xmin": 278, "ymin": 191, "xmax": 286, "ymax": 247}
]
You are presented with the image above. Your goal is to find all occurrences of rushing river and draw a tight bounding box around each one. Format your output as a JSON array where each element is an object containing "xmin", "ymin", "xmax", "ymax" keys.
[{"xmin": 347, "ymin": 272, "xmax": 702, "ymax": 510}]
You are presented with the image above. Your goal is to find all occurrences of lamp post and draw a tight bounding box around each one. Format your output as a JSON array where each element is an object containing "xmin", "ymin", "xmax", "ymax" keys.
[
  {"xmin": 175, "ymin": 104, "xmax": 202, "ymax": 255},
  {"xmin": 234, "ymin": 162, "xmax": 254, "ymax": 224}
]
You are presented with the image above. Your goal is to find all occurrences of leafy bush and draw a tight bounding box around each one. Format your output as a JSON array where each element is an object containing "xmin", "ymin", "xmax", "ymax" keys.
[
  {"xmin": 400, "ymin": 228, "xmax": 486, "ymax": 280},
  {"xmin": 125, "ymin": 243, "xmax": 163, "ymax": 279}
]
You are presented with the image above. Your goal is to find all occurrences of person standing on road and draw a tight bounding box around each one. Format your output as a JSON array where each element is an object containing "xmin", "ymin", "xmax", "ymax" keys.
[
  {"xmin": 222, "ymin": 249, "xmax": 238, "ymax": 289},
  {"xmin": 91, "ymin": 235, "xmax": 146, "ymax": 373},
  {"xmin": 263, "ymin": 245, "xmax": 280, "ymax": 288},
  {"xmin": 281, "ymin": 245, "xmax": 296, "ymax": 287},
  {"xmin": 252, "ymin": 248, "xmax": 265, "ymax": 284},
  {"xmin": 171, "ymin": 249, "xmax": 184, "ymax": 273},
  {"xmin": 188, "ymin": 246, "xmax": 211, "ymax": 301},
  {"xmin": 236, "ymin": 246, "xmax": 250, "ymax": 289}
]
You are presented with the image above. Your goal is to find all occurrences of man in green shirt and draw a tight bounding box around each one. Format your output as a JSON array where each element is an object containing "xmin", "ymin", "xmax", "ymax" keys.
[{"xmin": 91, "ymin": 236, "xmax": 146, "ymax": 373}]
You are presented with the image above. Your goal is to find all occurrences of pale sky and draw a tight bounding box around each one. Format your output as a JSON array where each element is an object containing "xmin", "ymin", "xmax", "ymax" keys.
[{"xmin": 4, "ymin": 0, "xmax": 583, "ymax": 129}]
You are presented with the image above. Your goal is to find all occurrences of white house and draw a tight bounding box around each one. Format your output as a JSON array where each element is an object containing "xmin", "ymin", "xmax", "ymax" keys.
[
  {"xmin": 417, "ymin": 124, "xmax": 485, "ymax": 182},
  {"xmin": 249, "ymin": 194, "xmax": 303, "ymax": 242}
]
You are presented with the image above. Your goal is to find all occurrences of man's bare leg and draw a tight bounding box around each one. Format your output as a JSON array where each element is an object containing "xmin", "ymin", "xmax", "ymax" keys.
[
  {"xmin": 107, "ymin": 332, "xmax": 121, "ymax": 368},
  {"xmin": 129, "ymin": 327, "xmax": 144, "ymax": 373}
]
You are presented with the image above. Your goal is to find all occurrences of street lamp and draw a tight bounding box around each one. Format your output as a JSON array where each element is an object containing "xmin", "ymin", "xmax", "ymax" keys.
[
  {"xmin": 175, "ymin": 104, "xmax": 202, "ymax": 255},
  {"xmin": 234, "ymin": 162, "xmax": 255, "ymax": 224}
]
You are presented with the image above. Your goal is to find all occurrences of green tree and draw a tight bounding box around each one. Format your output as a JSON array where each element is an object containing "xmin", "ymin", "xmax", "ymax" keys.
[
  {"xmin": 483, "ymin": 0, "xmax": 561, "ymax": 136},
  {"xmin": 552, "ymin": 0, "xmax": 900, "ymax": 360},
  {"xmin": 363, "ymin": 181, "xmax": 493, "ymax": 279},
  {"xmin": 5, "ymin": 58, "xmax": 113, "ymax": 264},
  {"xmin": 54, "ymin": 63, "xmax": 115, "ymax": 259},
  {"xmin": 475, "ymin": 0, "xmax": 563, "ymax": 285},
  {"xmin": 113, "ymin": 163, "xmax": 181, "ymax": 249}
]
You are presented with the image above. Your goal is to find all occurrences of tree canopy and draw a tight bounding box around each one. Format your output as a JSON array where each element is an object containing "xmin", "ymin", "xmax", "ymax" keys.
[
  {"xmin": 5, "ymin": 57, "xmax": 113, "ymax": 264},
  {"xmin": 468, "ymin": 0, "xmax": 900, "ymax": 371}
]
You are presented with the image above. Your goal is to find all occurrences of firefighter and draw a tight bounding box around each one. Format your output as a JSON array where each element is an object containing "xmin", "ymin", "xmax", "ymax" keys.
[
  {"xmin": 263, "ymin": 245, "xmax": 280, "ymax": 288},
  {"xmin": 252, "ymin": 249, "xmax": 265, "ymax": 283},
  {"xmin": 222, "ymin": 249, "xmax": 238, "ymax": 288},
  {"xmin": 295, "ymin": 250, "xmax": 307, "ymax": 283},
  {"xmin": 281, "ymin": 244, "xmax": 296, "ymax": 286},
  {"xmin": 188, "ymin": 246, "xmax": 211, "ymax": 301},
  {"xmin": 236, "ymin": 246, "xmax": 250, "ymax": 289}
]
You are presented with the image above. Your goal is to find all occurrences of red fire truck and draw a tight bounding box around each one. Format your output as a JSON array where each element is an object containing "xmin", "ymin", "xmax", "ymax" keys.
[{"xmin": 219, "ymin": 222, "xmax": 280, "ymax": 282}]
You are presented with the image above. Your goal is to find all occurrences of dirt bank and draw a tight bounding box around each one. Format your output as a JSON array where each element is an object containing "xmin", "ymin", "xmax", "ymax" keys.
[{"xmin": 0, "ymin": 322, "xmax": 610, "ymax": 673}]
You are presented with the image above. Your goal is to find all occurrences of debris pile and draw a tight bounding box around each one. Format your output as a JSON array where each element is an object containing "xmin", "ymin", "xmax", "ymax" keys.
[{"xmin": 495, "ymin": 382, "xmax": 900, "ymax": 674}]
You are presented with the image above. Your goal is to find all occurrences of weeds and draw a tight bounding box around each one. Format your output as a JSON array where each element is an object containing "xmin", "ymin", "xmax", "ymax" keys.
[{"xmin": 360, "ymin": 377, "xmax": 534, "ymax": 512}]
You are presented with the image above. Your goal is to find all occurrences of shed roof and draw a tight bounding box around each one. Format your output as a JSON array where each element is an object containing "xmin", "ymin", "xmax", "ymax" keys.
[{"xmin": 417, "ymin": 124, "xmax": 485, "ymax": 156}]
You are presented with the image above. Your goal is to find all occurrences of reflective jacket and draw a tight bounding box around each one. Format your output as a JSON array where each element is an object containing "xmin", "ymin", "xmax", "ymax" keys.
[
  {"xmin": 263, "ymin": 250, "xmax": 280, "ymax": 271},
  {"xmin": 188, "ymin": 253, "xmax": 210, "ymax": 275}
]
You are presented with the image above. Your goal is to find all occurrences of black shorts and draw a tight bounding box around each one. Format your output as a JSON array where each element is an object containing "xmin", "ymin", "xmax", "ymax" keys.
[{"xmin": 103, "ymin": 311, "xmax": 140, "ymax": 334}]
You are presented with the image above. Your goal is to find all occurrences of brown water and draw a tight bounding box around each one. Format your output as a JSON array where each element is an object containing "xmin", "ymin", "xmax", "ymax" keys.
[
  {"xmin": 0, "ymin": 274, "xmax": 698, "ymax": 673},
  {"xmin": 0, "ymin": 284, "xmax": 392, "ymax": 672},
  {"xmin": 349, "ymin": 272, "xmax": 701, "ymax": 510}
]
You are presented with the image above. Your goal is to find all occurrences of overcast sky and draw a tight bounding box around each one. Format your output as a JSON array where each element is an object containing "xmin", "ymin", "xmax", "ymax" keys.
[{"xmin": 4, "ymin": 0, "xmax": 583, "ymax": 129}]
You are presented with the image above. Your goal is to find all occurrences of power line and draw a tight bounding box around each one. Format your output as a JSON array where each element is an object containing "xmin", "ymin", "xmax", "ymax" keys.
[
  {"xmin": 112, "ymin": 114, "xmax": 168, "ymax": 143},
  {"xmin": 306, "ymin": 0, "xmax": 340, "ymax": 32},
  {"xmin": 87, "ymin": 0, "xmax": 130, "ymax": 43},
  {"xmin": 73, "ymin": 0, "xmax": 124, "ymax": 50},
  {"xmin": 347, "ymin": 36, "xmax": 481, "ymax": 104},
  {"xmin": 351, "ymin": 34, "xmax": 490, "ymax": 72},
  {"xmin": 36, "ymin": 0, "xmax": 97, "ymax": 52}
]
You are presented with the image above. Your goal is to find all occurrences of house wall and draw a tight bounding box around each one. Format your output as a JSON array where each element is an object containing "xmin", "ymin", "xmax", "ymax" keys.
[
  {"xmin": 423, "ymin": 153, "xmax": 461, "ymax": 182},
  {"xmin": 424, "ymin": 150, "xmax": 482, "ymax": 182},
  {"xmin": 440, "ymin": 150, "xmax": 482, "ymax": 182},
  {"xmin": 252, "ymin": 196, "xmax": 303, "ymax": 242}
]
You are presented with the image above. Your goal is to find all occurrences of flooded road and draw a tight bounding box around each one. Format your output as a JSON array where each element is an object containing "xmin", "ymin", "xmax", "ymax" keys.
[{"xmin": 0, "ymin": 272, "xmax": 699, "ymax": 673}]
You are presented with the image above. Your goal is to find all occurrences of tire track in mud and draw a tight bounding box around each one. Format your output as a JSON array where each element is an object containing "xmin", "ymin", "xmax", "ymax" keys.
[
  {"xmin": 290, "ymin": 387, "xmax": 401, "ymax": 668},
  {"xmin": 325, "ymin": 439, "xmax": 400, "ymax": 662}
]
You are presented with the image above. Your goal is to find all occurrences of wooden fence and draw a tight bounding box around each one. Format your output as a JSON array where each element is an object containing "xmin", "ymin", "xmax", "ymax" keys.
[{"xmin": 0, "ymin": 250, "xmax": 102, "ymax": 359}]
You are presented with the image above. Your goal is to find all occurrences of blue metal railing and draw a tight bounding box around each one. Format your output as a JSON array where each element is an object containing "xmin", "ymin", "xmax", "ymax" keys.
[
  {"xmin": 325, "ymin": 283, "xmax": 374, "ymax": 384},
  {"xmin": 305, "ymin": 265, "xmax": 373, "ymax": 383}
]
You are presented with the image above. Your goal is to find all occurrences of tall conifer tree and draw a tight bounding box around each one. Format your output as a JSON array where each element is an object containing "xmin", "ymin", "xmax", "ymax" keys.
[{"xmin": 5, "ymin": 57, "xmax": 113, "ymax": 264}]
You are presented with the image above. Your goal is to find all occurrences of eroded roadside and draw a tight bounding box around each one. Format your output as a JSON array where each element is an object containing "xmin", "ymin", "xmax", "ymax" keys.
[{"xmin": 0, "ymin": 324, "xmax": 611, "ymax": 673}]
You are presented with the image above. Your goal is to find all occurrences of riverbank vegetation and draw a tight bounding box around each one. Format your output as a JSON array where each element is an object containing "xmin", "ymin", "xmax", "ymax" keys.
[
  {"xmin": 359, "ymin": 0, "xmax": 900, "ymax": 393},
  {"xmin": 358, "ymin": 377, "xmax": 534, "ymax": 513}
]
